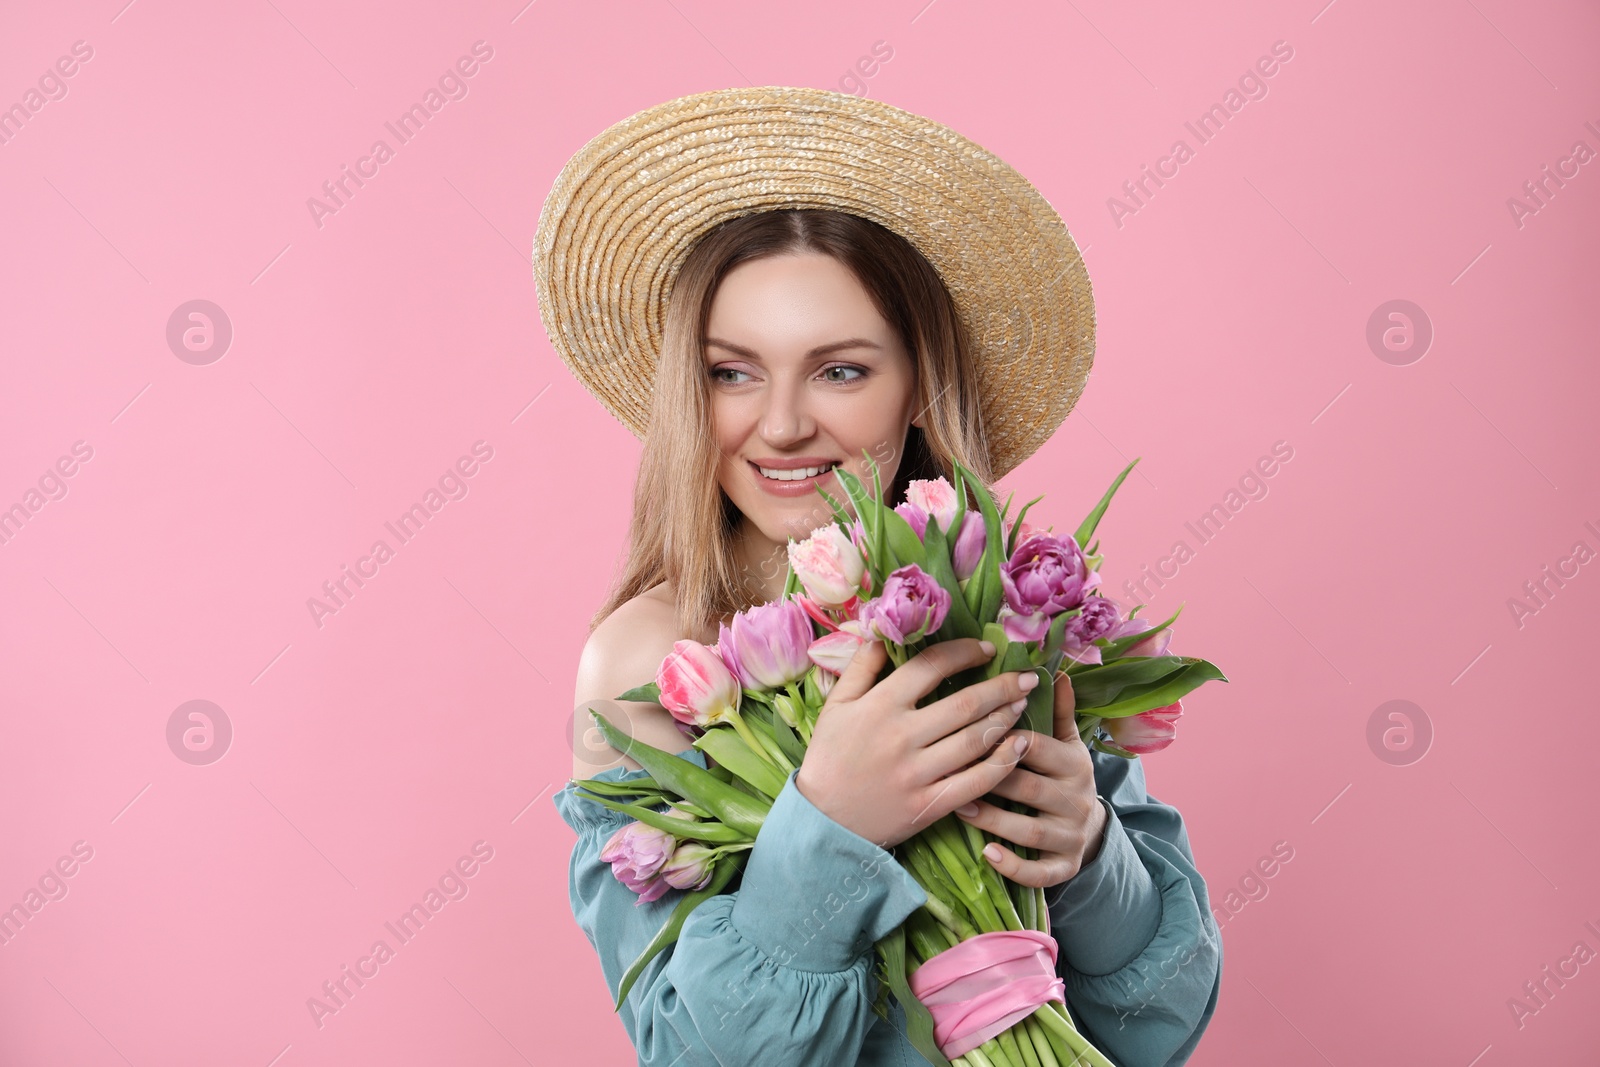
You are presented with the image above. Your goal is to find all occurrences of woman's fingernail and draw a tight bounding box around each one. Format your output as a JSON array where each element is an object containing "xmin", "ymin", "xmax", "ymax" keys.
[
  {"xmin": 956, "ymin": 802, "xmax": 979, "ymax": 817},
  {"xmin": 979, "ymin": 640, "xmax": 996, "ymax": 656},
  {"xmin": 983, "ymin": 843, "xmax": 1002, "ymax": 862},
  {"xmin": 1009, "ymin": 697, "xmax": 1028, "ymax": 713},
  {"xmin": 1013, "ymin": 735, "xmax": 1030, "ymax": 754},
  {"xmin": 1018, "ymin": 672, "xmax": 1039, "ymax": 691}
]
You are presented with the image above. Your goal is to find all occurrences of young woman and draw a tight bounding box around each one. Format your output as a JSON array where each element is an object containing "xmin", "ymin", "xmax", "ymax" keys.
[{"xmin": 539, "ymin": 89, "xmax": 1221, "ymax": 1066}]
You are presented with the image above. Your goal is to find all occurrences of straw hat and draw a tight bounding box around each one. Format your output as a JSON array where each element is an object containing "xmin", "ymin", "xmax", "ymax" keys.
[{"xmin": 531, "ymin": 85, "xmax": 1095, "ymax": 479}]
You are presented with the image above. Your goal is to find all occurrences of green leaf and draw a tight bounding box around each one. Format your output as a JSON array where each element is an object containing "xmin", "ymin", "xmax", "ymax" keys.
[
  {"xmin": 1091, "ymin": 659, "xmax": 1228, "ymax": 719},
  {"xmin": 813, "ymin": 486, "xmax": 856, "ymax": 528},
  {"xmin": 980, "ymin": 622, "xmax": 1011, "ymax": 679},
  {"xmin": 691, "ymin": 728, "xmax": 788, "ymax": 800},
  {"xmin": 876, "ymin": 924, "xmax": 954, "ymax": 1067},
  {"xmin": 617, "ymin": 681, "xmax": 662, "ymax": 703},
  {"xmin": 881, "ymin": 504, "xmax": 928, "ymax": 570},
  {"xmin": 866, "ymin": 449, "xmax": 889, "ymax": 575},
  {"xmin": 586, "ymin": 709, "xmax": 772, "ymax": 836},
  {"xmin": 1007, "ymin": 494, "xmax": 1046, "ymax": 557},
  {"xmin": 767, "ymin": 704, "xmax": 808, "ymax": 766},
  {"xmin": 567, "ymin": 776, "xmax": 666, "ymax": 800},
  {"xmin": 1038, "ymin": 610, "xmax": 1073, "ymax": 666},
  {"xmin": 614, "ymin": 854, "xmax": 743, "ymax": 1010},
  {"xmin": 923, "ymin": 513, "xmax": 983, "ymax": 642},
  {"xmin": 571, "ymin": 791, "xmax": 752, "ymax": 843},
  {"xmin": 833, "ymin": 464, "xmax": 887, "ymax": 588},
  {"xmin": 1073, "ymin": 458, "xmax": 1140, "ymax": 549},
  {"xmin": 1067, "ymin": 655, "xmax": 1191, "ymax": 706}
]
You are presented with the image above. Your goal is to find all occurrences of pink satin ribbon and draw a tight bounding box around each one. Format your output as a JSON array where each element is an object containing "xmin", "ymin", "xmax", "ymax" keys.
[{"xmin": 908, "ymin": 928, "xmax": 1066, "ymax": 1058}]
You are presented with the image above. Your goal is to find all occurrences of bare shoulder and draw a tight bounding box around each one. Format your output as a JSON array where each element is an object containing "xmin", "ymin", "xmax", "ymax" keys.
[{"xmin": 571, "ymin": 584, "xmax": 688, "ymax": 779}]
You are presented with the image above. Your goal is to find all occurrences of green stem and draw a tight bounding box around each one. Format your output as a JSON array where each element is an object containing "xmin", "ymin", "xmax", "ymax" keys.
[
  {"xmin": 924, "ymin": 824, "xmax": 984, "ymax": 903},
  {"xmin": 961, "ymin": 819, "xmax": 1023, "ymax": 931},
  {"xmin": 994, "ymin": 1022, "xmax": 1028, "ymax": 1067},
  {"xmin": 902, "ymin": 842, "xmax": 982, "ymax": 938},
  {"xmin": 729, "ymin": 710, "xmax": 794, "ymax": 775},
  {"xmin": 1022, "ymin": 1014, "xmax": 1061, "ymax": 1067},
  {"xmin": 1032, "ymin": 1004, "xmax": 1116, "ymax": 1067}
]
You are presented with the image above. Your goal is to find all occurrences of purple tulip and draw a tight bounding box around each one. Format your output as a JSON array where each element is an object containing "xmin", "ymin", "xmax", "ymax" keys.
[
  {"xmin": 951, "ymin": 513, "xmax": 987, "ymax": 582},
  {"xmin": 718, "ymin": 599, "xmax": 815, "ymax": 690},
  {"xmin": 599, "ymin": 820, "xmax": 677, "ymax": 904},
  {"xmin": 998, "ymin": 532, "xmax": 1100, "ymax": 642},
  {"xmin": 894, "ymin": 501, "xmax": 927, "ymax": 539},
  {"xmin": 860, "ymin": 564, "xmax": 950, "ymax": 645},
  {"xmin": 1060, "ymin": 595, "xmax": 1141, "ymax": 666}
]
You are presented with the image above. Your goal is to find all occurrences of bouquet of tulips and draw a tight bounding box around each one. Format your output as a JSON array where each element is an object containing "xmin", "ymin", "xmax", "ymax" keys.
[{"xmin": 572, "ymin": 456, "xmax": 1226, "ymax": 1067}]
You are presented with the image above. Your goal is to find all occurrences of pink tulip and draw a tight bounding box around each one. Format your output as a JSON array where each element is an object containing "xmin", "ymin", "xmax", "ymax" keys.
[
  {"xmin": 718, "ymin": 599, "xmax": 814, "ymax": 690},
  {"xmin": 1104, "ymin": 700, "xmax": 1184, "ymax": 755},
  {"xmin": 599, "ymin": 820, "xmax": 677, "ymax": 904},
  {"xmin": 656, "ymin": 640, "xmax": 742, "ymax": 728},
  {"xmin": 809, "ymin": 627, "xmax": 866, "ymax": 674},
  {"xmin": 788, "ymin": 523, "xmax": 868, "ymax": 609},
  {"xmin": 907, "ymin": 478, "xmax": 959, "ymax": 527},
  {"xmin": 661, "ymin": 842, "xmax": 718, "ymax": 891},
  {"xmin": 1123, "ymin": 621, "xmax": 1174, "ymax": 658}
]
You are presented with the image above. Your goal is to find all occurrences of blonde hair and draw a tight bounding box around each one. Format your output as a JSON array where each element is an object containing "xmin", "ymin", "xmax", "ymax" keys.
[{"xmin": 591, "ymin": 209, "xmax": 1000, "ymax": 639}]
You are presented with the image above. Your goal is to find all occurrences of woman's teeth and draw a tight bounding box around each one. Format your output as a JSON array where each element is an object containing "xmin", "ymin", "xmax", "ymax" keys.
[{"xmin": 756, "ymin": 463, "xmax": 838, "ymax": 481}]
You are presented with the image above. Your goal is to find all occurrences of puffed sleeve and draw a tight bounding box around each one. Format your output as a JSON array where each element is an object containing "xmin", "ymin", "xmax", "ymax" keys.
[
  {"xmin": 1041, "ymin": 749, "xmax": 1223, "ymax": 1066},
  {"xmin": 553, "ymin": 747, "xmax": 929, "ymax": 1067}
]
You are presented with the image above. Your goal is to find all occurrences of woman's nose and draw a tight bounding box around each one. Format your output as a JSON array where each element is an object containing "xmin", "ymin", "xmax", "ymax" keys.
[{"xmin": 758, "ymin": 382, "xmax": 815, "ymax": 447}]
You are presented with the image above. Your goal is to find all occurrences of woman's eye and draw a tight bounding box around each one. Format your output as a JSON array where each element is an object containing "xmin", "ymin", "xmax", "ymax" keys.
[
  {"xmin": 822, "ymin": 365, "xmax": 866, "ymax": 383},
  {"xmin": 710, "ymin": 366, "xmax": 750, "ymax": 384}
]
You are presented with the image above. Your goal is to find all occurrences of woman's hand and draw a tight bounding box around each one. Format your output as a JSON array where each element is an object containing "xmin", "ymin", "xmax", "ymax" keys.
[
  {"xmin": 953, "ymin": 671, "xmax": 1109, "ymax": 889},
  {"xmin": 795, "ymin": 637, "xmax": 1040, "ymax": 850}
]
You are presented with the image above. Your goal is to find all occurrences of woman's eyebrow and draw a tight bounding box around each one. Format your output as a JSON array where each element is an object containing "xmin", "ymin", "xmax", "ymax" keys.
[{"xmin": 704, "ymin": 337, "xmax": 882, "ymax": 360}]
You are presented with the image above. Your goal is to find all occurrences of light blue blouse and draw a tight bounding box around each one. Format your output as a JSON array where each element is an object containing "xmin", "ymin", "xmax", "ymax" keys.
[{"xmin": 553, "ymin": 744, "xmax": 1222, "ymax": 1066}]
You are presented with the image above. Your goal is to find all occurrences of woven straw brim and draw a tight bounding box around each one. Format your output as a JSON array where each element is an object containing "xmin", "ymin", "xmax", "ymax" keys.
[{"xmin": 532, "ymin": 85, "xmax": 1095, "ymax": 479}]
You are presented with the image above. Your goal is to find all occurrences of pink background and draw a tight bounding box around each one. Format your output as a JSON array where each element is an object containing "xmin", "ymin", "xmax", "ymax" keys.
[{"xmin": 2, "ymin": 0, "xmax": 1596, "ymax": 1063}]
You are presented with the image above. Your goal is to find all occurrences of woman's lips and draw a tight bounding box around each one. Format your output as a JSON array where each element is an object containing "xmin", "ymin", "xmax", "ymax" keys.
[{"xmin": 748, "ymin": 461, "xmax": 840, "ymax": 498}]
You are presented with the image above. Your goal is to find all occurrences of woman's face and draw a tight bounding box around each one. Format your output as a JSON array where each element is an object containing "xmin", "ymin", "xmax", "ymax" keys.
[{"xmin": 704, "ymin": 251, "xmax": 920, "ymax": 570}]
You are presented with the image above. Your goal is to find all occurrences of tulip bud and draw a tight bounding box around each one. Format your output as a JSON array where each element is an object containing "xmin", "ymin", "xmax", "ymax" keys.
[
  {"xmin": 660, "ymin": 841, "xmax": 718, "ymax": 891},
  {"xmin": 1104, "ymin": 701, "xmax": 1184, "ymax": 755}
]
